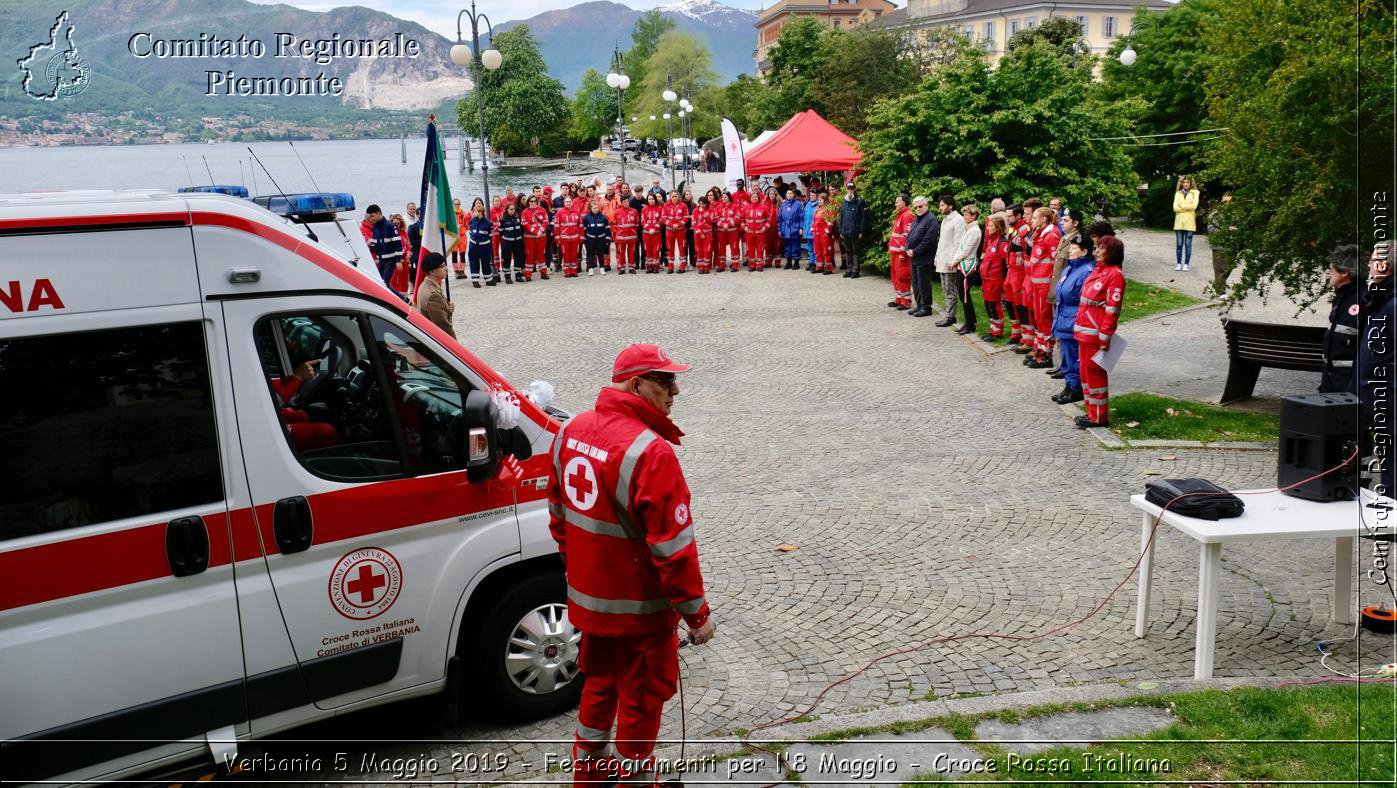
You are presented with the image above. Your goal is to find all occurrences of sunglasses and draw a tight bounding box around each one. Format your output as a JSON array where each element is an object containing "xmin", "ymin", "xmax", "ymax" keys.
[{"xmin": 638, "ymin": 373, "xmax": 678, "ymax": 389}]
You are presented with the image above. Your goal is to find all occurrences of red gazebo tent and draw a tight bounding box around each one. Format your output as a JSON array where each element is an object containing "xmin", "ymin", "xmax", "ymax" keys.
[{"xmin": 743, "ymin": 109, "xmax": 861, "ymax": 176}]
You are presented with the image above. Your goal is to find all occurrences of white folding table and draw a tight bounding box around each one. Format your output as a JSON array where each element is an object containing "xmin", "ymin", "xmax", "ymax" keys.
[{"xmin": 1128, "ymin": 491, "xmax": 1359, "ymax": 679}]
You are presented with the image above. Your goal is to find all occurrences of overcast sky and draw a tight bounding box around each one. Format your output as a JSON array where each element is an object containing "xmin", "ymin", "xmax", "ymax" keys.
[{"xmin": 249, "ymin": 0, "xmax": 775, "ymax": 41}]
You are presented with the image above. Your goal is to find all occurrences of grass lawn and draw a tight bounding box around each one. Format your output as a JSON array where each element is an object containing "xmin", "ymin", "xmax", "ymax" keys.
[
  {"xmin": 1120, "ymin": 277, "xmax": 1204, "ymax": 322},
  {"xmin": 946, "ymin": 683, "xmax": 1395, "ymax": 784},
  {"xmin": 1105, "ymin": 392, "xmax": 1280, "ymax": 443}
]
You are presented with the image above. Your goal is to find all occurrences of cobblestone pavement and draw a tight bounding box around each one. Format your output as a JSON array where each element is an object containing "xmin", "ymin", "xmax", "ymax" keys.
[{"xmin": 243, "ymin": 262, "xmax": 1361, "ymax": 786}]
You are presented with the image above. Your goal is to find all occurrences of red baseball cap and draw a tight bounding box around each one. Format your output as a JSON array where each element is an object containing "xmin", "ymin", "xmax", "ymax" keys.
[{"xmin": 611, "ymin": 343, "xmax": 691, "ymax": 383}]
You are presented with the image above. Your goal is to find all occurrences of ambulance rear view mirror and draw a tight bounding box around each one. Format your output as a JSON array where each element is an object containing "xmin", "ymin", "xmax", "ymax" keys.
[{"xmin": 462, "ymin": 390, "xmax": 501, "ymax": 483}]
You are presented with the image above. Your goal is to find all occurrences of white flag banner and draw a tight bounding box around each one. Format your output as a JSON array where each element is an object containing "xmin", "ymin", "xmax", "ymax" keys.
[{"xmin": 721, "ymin": 118, "xmax": 745, "ymax": 191}]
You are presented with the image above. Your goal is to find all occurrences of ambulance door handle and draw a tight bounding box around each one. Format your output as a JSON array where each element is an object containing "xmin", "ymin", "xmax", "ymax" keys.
[
  {"xmin": 274, "ymin": 496, "xmax": 313, "ymax": 554},
  {"xmin": 165, "ymin": 516, "xmax": 210, "ymax": 577}
]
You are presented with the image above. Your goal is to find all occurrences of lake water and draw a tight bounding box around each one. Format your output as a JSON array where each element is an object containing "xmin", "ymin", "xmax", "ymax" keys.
[{"xmin": 0, "ymin": 138, "xmax": 570, "ymax": 215}]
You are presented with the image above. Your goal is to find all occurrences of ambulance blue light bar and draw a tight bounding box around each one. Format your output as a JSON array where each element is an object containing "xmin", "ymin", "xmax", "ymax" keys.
[
  {"xmin": 254, "ymin": 192, "xmax": 356, "ymax": 217},
  {"xmin": 179, "ymin": 185, "xmax": 250, "ymax": 198}
]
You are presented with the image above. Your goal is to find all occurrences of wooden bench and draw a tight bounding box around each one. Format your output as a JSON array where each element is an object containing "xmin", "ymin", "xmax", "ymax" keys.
[{"xmin": 1220, "ymin": 319, "xmax": 1326, "ymax": 404}]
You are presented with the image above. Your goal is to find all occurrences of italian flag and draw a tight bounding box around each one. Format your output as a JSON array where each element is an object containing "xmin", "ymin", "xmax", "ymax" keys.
[{"xmin": 415, "ymin": 116, "xmax": 458, "ymax": 295}]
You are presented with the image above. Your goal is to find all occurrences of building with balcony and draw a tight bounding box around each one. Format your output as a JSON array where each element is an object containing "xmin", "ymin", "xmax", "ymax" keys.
[
  {"xmin": 754, "ymin": 0, "xmax": 899, "ymax": 77},
  {"xmin": 873, "ymin": 0, "xmax": 1171, "ymax": 65}
]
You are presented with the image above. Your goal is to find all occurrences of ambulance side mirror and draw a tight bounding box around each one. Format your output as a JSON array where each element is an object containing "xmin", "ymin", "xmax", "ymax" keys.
[{"xmin": 462, "ymin": 390, "xmax": 501, "ymax": 483}]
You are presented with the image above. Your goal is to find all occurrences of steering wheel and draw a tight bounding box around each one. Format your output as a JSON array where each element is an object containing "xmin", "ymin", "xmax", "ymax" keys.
[{"xmin": 289, "ymin": 338, "xmax": 341, "ymax": 409}]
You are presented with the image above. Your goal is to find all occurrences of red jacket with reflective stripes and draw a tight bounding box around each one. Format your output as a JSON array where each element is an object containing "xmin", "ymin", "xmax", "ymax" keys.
[
  {"xmin": 1074, "ymin": 264, "xmax": 1126, "ymax": 343},
  {"xmin": 547, "ymin": 387, "xmax": 710, "ymax": 637}
]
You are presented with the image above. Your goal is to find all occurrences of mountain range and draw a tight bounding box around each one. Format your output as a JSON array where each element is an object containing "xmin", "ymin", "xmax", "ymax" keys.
[{"xmin": 496, "ymin": 0, "xmax": 758, "ymax": 91}]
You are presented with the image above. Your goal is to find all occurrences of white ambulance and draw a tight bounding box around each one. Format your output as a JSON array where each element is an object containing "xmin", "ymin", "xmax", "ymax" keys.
[{"xmin": 0, "ymin": 190, "xmax": 578, "ymax": 784}]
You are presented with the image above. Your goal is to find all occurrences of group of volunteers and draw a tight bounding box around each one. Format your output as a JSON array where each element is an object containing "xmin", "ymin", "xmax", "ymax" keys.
[{"xmin": 884, "ymin": 192, "xmax": 1126, "ymax": 430}]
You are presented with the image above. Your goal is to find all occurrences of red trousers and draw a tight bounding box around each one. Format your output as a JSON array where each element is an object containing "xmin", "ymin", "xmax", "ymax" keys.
[
  {"xmin": 889, "ymin": 251, "xmax": 911, "ymax": 307},
  {"xmin": 666, "ymin": 230, "xmax": 687, "ymax": 271},
  {"xmin": 642, "ymin": 233, "xmax": 662, "ymax": 271},
  {"xmin": 1031, "ymin": 284, "xmax": 1054, "ymax": 355},
  {"xmin": 693, "ymin": 232, "xmax": 713, "ymax": 271},
  {"xmin": 525, "ymin": 236, "xmax": 547, "ymax": 273},
  {"xmin": 981, "ymin": 277, "xmax": 1005, "ymax": 336},
  {"xmin": 743, "ymin": 232, "xmax": 765, "ymax": 269},
  {"xmin": 615, "ymin": 240, "xmax": 637, "ymax": 270},
  {"xmin": 572, "ymin": 632, "xmax": 679, "ymax": 787},
  {"xmin": 1078, "ymin": 339, "xmax": 1110, "ymax": 424},
  {"xmin": 561, "ymin": 240, "xmax": 581, "ymax": 276},
  {"xmin": 1004, "ymin": 268, "xmax": 1023, "ymax": 340},
  {"xmin": 718, "ymin": 230, "xmax": 740, "ymax": 266}
]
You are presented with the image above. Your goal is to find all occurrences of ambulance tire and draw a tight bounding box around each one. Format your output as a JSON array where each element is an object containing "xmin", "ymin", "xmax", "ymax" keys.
[{"xmin": 469, "ymin": 571, "xmax": 583, "ymax": 720}]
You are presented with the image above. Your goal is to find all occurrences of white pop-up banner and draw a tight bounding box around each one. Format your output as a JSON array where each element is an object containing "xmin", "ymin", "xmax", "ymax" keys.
[{"xmin": 721, "ymin": 117, "xmax": 745, "ymax": 191}]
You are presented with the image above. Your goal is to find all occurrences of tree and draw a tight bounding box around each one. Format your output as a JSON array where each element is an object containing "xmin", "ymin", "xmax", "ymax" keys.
[
  {"xmin": 1006, "ymin": 15, "xmax": 1089, "ymax": 63},
  {"xmin": 1201, "ymin": 0, "xmax": 1390, "ymax": 303},
  {"xmin": 1097, "ymin": 0, "xmax": 1219, "ymax": 207},
  {"xmin": 630, "ymin": 31, "xmax": 719, "ymax": 142},
  {"xmin": 858, "ymin": 42, "xmax": 1140, "ymax": 270},
  {"xmin": 811, "ymin": 26, "xmax": 919, "ymax": 137},
  {"xmin": 716, "ymin": 73, "xmax": 767, "ymax": 137},
  {"xmin": 456, "ymin": 25, "xmax": 569, "ymax": 155},
  {"xmin": 571, "ymin": 68, "xmax": 616, "ymax": 146},
  {"xmin": 621, "ymin": 9, "xmax": 676, "ymax": 124},
  {"xmin": 753, "ymin": 17, "xmax": 836, "ymax": 129}
]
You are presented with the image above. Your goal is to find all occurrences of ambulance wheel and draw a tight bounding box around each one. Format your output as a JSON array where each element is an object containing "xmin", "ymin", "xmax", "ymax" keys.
[{"xmin": 471, "ymin": 572, "xmax": 583, "ymax": 720}]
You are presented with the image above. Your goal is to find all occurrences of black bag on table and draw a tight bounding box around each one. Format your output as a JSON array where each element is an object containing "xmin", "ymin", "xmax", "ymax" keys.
[{"xmin": 1144, "ymin": 478, "xmax": 1245, "ymax": 520}]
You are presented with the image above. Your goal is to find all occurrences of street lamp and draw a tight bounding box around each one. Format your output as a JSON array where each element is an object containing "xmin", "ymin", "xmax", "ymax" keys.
[
  {"xmin": 451, "ymin": 0, "xmax": 503, "ymax": 208},
  {"xmin": 661, "ymin": 74, "xmax": 677, "ymax": 190},
  {"xmin": 678, "ymin": 98, "xmax": 693, "ymax": 184},
  {"xmin": 605, "ymin": 45, "xmax": 631, "ymax": 184},
  {"xmin": 1118, "ymin": 37, "xmax": 1137, "ymax": 66}
]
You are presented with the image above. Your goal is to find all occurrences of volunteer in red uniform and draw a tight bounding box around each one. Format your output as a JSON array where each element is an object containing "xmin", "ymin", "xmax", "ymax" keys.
[
  {"xmin": 660, "ymin": 192, "xmax": 690, "ymax": 273},
  {"xmin": 978, "ymin": 213, "xmax": 1011, "ymax": 340},
  {"xmin": 523, "ymin": 196, "xmax": 551, "ymax": 281},
  {"xmin": 715, "ymin": 191, "xmax": 741, "ymax": 272},
  {"xmin": 1025, "ymin": 206, "xmax": 1062, "ymax": 369},
  {"xmin": 556, "ymin": 197, "xmax": 583, "ymax": 278},
  {"xmin": 613, "ymin": 198, "xmax": 640, "ymax": 274},
  {"xmin": 810, "ymin": 192, "xmax": 834, "ymax": 275},
  {"xmin": 887, "ymin": 195, "xmax": 914, "ymax": 309},
  {"xmin": 1074, "ymin": 236, "xmax": 1126, "ymax": 428},
  {"xmin": 691, "ymin": 196, "xmax": 716, "ymax": 273},
  {"xmin": 641, "ymin": 194, "xmax": 664, "ymax": 273},
  {"xmin": 1004, "ymin": 205, "xmax": 1031, "ymax": 346},
  {"xmin": 764, "ymin": 187, "xmax": 781, "ymax": 271},
  {"xmin": 550, "ymin": 344, "xmax": 716, "ymax": 787},
  {"xmin": 741, "ymin": 190, "xmax": 769, "ymax": 271}
]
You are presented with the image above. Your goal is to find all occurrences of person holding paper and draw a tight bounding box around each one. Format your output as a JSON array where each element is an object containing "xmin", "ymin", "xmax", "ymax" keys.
[{"xmin": 1073, "ymin": 235, "xmax": 1127, "ymax": 428}]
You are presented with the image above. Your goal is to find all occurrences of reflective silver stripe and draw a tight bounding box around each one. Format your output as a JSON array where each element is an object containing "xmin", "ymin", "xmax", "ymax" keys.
[
  {"xmin": 1076, "ymin": 326, "xmax": 1100, "ymax": 336},
  {"xmin": 548, "ymin": 502, "xmax": 564, "ymax": 518},
  {"xmin": 650, "ymin": 525, "xmax": 695, "ymax": 558},
  {"xmin": 1333, "ymin": 324, "xmax": 1359, "ymax": 335},
  {"xmin": 551, "ymin": 423, "xmax": 568, "ymax": 479},
  {"xmin": 1104, "ymin": 306, "xmax": 1120, "ymax": 314},
  {"xmin": 567, "ymin": 510, "xmax": 631, "ymax": 539},
  {"xmin": 1331, "ymin": 359, "xmax": 1354, "ymax": 368},
  {"xmin": 1030, "ymin": 277, "xmax": 1052, "ymax": 284},
  {"xmin": 568, "ymin": 585, "xmax": 672, "ymax": 614},
  {"xmin": 615, "ymin": 430, "xmax": 658, "ymax": 517},
  {"xmin": 675, "ymin": 596, "xmax": 706, "ymax": 615},
  {"xmin": 577, "ymin": 724, "xmax": 610, "ymax": 743}
]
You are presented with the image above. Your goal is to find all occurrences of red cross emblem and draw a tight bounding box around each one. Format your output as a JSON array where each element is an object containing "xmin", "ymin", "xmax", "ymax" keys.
[
  {"xmin": 563, "ymin": 456, "xmax": 599, "ymax": 511},
  {"xmin": 347, "ymin": 563, "xmax": 387, "ymax": 604},
  {"xmin": 329, "ymin": 547, "xmax": 403, "ymax": 620}
]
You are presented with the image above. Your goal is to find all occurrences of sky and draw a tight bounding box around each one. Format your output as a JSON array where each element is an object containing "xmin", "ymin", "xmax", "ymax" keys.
[{"xmin": 249, "ymin": 0, "xmax": 775, "ymax": 41}]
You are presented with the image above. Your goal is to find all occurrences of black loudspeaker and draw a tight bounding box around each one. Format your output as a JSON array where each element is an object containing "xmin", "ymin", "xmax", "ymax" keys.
[{"xmin": 1279, "ymin": 392, "xmax": 1359, "ymax": 501}]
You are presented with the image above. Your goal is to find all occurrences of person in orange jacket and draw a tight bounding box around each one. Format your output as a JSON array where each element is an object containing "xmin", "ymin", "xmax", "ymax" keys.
[
  {"xmin": 640, "ymin": 194, "xmax": 664, "ymax": 273},
  {"xmin": 522, "ymin": 196, "xmax": 552, "ymax": 281},
  {"xmin": 612, "ymin": 199, "xmax": 640, "ymax": 274},
  {"xmin": 550, "ymin": 343, "xmax": 715, "ymax": 788},
  {"xmin": 660, "ymin": 191, "xmax": 690, "ymax": 273},
  {"xmin": 450, "ymin": 199, "xmax": 469, "ymax": 279}
]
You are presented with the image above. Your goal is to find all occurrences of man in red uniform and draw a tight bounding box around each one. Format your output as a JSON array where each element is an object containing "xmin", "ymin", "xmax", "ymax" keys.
[
  {"xmin": 714, "ymin": 192, "xmax": 741, "ymax": 272},
  {"xmin": 641, "ymin": 195, "xmax": 664, "ymax": 273},
  {"xmin": 1004, "ymin": 205, "xmax": 1030, "ymax": 347},
  {"xmin": 741, "ymin": 191, "xmax": 769, "ymax": 271},
  {"xmin": 523, "ymin": 196, "xmax": 551, "ymax": 281},
  {"xmin": 550, "ymin": 344, "xmax": 716, "ymax": 787},
  {"xmin": 691, "ymin": 197, "xmax": 715, "ymax": 273},
  {"xmin": 613, "ymin": 199, "xmax": 640, "ymax": 274},
  {"xmin": 556, "ymin": 197, "xmax": 583, "ymax": 277},
  {"xmin": 660, "ymin": 192, "xmax": 690, "ymax": 273},
  {"xmin": 887, "ymin": 195, "xmax": 914, "ymax": 310},
  {"xmin": 1025, "ymin": 206, "xmax": 1062, "ymax": 369}
]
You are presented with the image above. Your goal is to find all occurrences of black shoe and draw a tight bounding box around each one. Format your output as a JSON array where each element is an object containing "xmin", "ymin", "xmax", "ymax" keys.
[
  {"xmin": 472, "ymin": 282, "xmax": 481, "ymax": 289},
  {"xmin": 896, "ymin": 304, "xmax": 911, "ymax": 311},
  {"xmin": 933, "ymin": 317, "xmax": 955, "ymax": 327},
  {"xmin": 955, "ymin": 325, "xmax": 976, "ymax": 335},
  {"xmin": 1048, "ymin": 369, "xmax": 1066, "ymax": 379},
  {"xmin": 1045, "ymin": 367, "xmax": 1062, "ymax": 376},
  {"xmin": 1051, "ymin": 386, "xmax": 1073, "ymax": 404},
  {"xmin": 1012, "ymin": 345, "xmax": 1033, "ymax": 354},
  {"xmin": 887, "ymin": 300, "xmax": 902, "ymax": 308},
  {"xmin": 485, "ymin": 279, "xmax": 497, "ymax": 286},
  {"xmin": 979, "ymin": 334, "xmax": 996, "ymax": 342},
  {"xmin": 1058, "ymin": 388, "xmax": 1084, "ymax": 404},
  {"xmin": 1026, "ymin": 358, "xmax": 1054, "ymax": 369},
  {"xmin": 842, "ymin": 270, "xmax": 853, "ymax": 278},
  {"xmin": 1074, "ymin": 415, "xmax": 1106, "ymax": 429},
  {"xmin": 850, "ymin": 270, "xmax": 861, "ymax": 278},
  {"xmin": 910, "ymin": 308, "xmax": 932, "ymax": 317},
  {"xmin": 822, "ymin": 269, "xmax": 833, "ymax": 275}
]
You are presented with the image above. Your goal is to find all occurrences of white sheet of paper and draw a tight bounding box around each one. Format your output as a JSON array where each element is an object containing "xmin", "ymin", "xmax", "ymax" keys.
[{"xmin": 1091, "ymin": 334, "xmax": 1127, "ymax": 372}]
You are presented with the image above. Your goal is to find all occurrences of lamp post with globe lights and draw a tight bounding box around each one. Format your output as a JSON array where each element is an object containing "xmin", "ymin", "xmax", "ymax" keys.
[
  {"xmin": 450, "ymin": 0, "xmax": 503, "ymax": 208},
  {"xmin": 662, "ymin": 74, "xmax": 678, "ymax": 190},
  {"xmin": 678, "ymin": 97, "xmax": 693, "ymax": 185},
  {"xmin": 1118, "ymin": 36, "xmax": 1137, "ymax": 66},
  {"xmin": 606, "ymin": 46, "xmax": 631, "ymax": 184}
]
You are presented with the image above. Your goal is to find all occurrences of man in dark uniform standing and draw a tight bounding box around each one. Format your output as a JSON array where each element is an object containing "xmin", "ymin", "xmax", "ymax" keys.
[{"xmin": 1320, "ymin": 244, "xmax": 1360, "ymax": 394}]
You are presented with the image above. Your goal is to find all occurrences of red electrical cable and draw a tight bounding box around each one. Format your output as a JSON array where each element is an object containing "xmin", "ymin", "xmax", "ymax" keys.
[{"xmin": 712, "ymin": 448, "xmax": 1365, "ymax": 782}]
